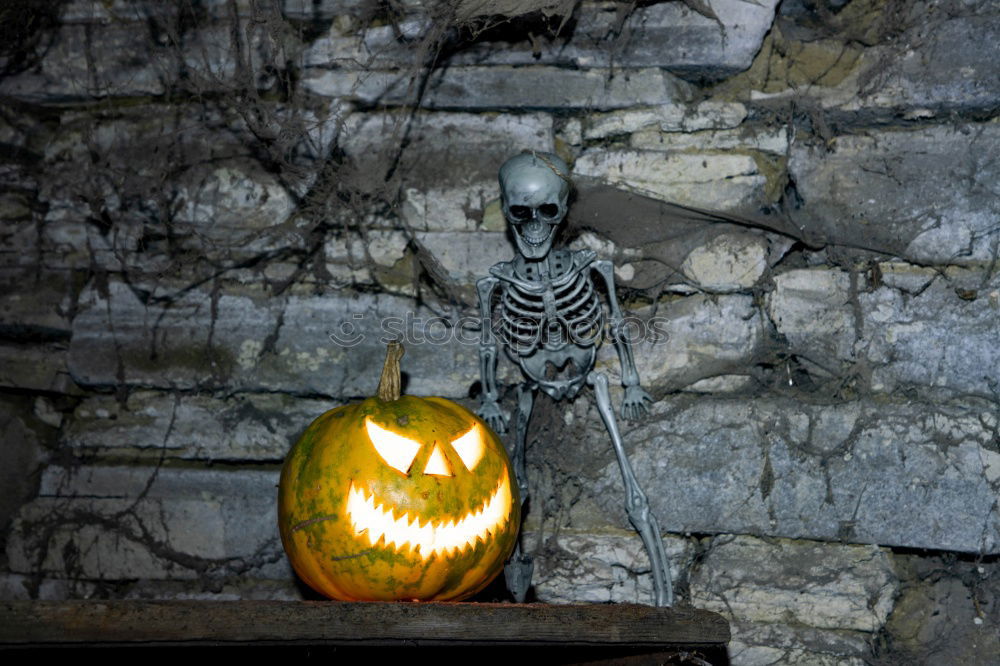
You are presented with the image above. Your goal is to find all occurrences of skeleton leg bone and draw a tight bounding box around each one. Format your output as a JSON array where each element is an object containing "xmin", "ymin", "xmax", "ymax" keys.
[
  {"xmin": 504, "ymin": 382, "xmax": 536, "ymax": 603},
  {"xmin": 587, "ymin": 371, "xmax": 674, "ymax": 607}
]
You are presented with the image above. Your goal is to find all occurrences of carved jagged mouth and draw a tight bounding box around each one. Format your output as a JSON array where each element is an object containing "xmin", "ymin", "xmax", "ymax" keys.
[{"xmin": 346, "ymin": 471, "xmax": 512, "ymax": 560}]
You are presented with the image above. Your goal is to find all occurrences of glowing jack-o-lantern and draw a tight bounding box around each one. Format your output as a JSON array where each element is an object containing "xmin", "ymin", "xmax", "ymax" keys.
[{"xmin": 278, "ymin": 342, "xmax": 519, "ymax": 601}]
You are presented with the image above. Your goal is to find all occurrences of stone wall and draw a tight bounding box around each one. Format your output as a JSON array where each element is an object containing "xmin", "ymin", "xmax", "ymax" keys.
[{"xmin": 1, "ymin": 1, "xmax": 998, "ymax": 663}]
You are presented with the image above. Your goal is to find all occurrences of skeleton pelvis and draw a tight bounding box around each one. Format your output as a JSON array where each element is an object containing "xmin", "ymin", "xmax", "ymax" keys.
[{"xmin": 513, "ymin": 345, "xmax": 596, "ymax": 400}]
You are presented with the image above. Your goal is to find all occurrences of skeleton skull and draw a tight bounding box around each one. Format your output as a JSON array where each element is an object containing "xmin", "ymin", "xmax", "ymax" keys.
[{"xmin": 499, "ymin": 152, "xmax": 570, "ymax": 260}]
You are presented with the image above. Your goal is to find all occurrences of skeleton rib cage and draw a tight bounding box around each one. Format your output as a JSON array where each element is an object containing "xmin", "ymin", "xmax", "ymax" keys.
[{"xmin": 491, "ymin": 252, "xmax": 604, "ymax": 356}]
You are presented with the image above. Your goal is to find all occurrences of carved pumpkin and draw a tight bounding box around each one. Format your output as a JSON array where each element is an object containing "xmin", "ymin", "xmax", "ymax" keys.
[{"xmin": 278, "ymin": 342, "xmax": 519, "ymax": 601}]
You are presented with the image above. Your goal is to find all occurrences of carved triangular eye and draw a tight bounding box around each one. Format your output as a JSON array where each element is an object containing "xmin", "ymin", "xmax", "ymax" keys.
[
  {"xmin": 365, "ymin": 418, "xmax": 421, "ymax": 475},
  {"xmin": 451, "ymin": 423, "xmax": 485, "ymax": 471}
]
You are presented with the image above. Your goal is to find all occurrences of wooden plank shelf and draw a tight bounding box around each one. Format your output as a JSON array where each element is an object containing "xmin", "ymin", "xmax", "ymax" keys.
[{"xmin": 0, "ymin": 601, "xmax": 729, "ymax": 649}]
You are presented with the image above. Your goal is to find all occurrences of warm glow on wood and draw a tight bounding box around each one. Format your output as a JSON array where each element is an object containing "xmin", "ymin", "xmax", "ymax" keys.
[
  {"xmin": 450, "ymin": 423, "xmax": 485, "ymax": 471},
  {"xmin": 346, "ymin": 471, "xmax": 513, "ymax": 560},
  {"xmin": 365, "ymin": 417, "xmax": 421, "ymax": 474}
]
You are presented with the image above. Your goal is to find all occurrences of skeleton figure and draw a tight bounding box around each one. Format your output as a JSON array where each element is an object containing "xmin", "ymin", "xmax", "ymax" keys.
[{"xmin": 476, "ymin": 151, "xmax": 674, "ymax": 606}]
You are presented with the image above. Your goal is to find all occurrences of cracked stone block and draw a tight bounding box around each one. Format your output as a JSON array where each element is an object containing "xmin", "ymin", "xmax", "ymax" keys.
[
  {"xmin": 738, "ymin": 2, "xmax": 1000, "ymax": 117},
  {"xmin": 688, "ymin": 534, "xmax": 895, "ymax": 664},
  {"xmin": 769, "ymin": 267, "xmax": 1000, "ymax": 399},
  {"xmin": 562, "ymin": 395, "xmax": 1000, "ymax": 553},
  {"xmin": 0, "ymin": 342, "xmax": 80, "ymax": 394},
  {"xmin": 257, "ymin": 261, "xmax": 306, "ymax": 285},
  {"xmin": 737, "ymin": 32, "xmax": 866, "ymax": 109},
  {"xmin": 304, "ymin": 0, "xmax": 778, "ymax": 78},
  {"xmin": 31, "ymin": 106, "xmax": 319, "ymax": 271},
  {"xmin": 588, "ymin": 0, "xmax": 780, "ymax": 78},
  {"xmin": 58, "ymin": 0, "xmax": 254, "ymax": 21},
  {"xmin": 0, "ymin": 269, "xmax": 77, "ymax": 335},
  {"xmin": 63, "ymin": 391, "xmax": 338, "ymax": 461},
  {"xmin": 630, "ymin": 125, "xmax": 790, "ymax": 155},
  {"xmin": 875, "ymin": 261, "xmax": 939, "ymax": 294},
  {"xmin": 0, "ymin": 102, "xmax": 36, "ymax": 147},
  {"xmin": 68, "ymin": 278, "xmax": 485, "ymax": 398},
  {"xmin": 881, "ymin": 555, "xmax": 999, "ymax": 664},
  {"xmin": 363, "ymin": 230, "xmax": 410, "ymax": 268},
  {"xmin": 691, "ymin": 535, "xmax": 896, "ymax": 632},
  {"xmin": 414, "ymin": 231, "xmax": 516, "ymax": 290},
  {"xmin": 293, "ymin": 103, "xmax": 353, "ymax": 174},
  {"xmin": 42, "ymin": 103, "xmax": 307, "ymax": 183},
  {"xmin": 0, "ymin": 22, "xmax": 165, "ymax": 103},
  {"xmin": 767, "ymin": 268, "xmax": 857, "ymax": 363},
  {"xmin": 400, "ymin": 182, "xmax": 503, "ymax": 233},
  {"xmin": 6, "ymin": 465, "xmax": 289, "ymax": 582},
  {"xmin": 300, "ymin": 15, "xmax": 426, "ymax": 69},
  {"xmin": 527, "ymin": 529, "xmax": 691, "ymax": 605},
  {"xmin": 567, "ymin": 230, "xmax": 624, "ymax": 261},
  {"xmin": 339, "ymin": 111, "xmax": 554, "ymax": 190},
  {"xmin": 324, "ymin": 231, "xmax": 376, "ymax": 288},
  {"xmin": 594, "ymin": 294, "xmax": 763, "ymax": 394},
  {"xmin": 681, "ymin": 233, "xmax": 769, "ymax": 291},
  {"xmin": 556, "ymin": 117, "xmax": 583, "ymax": 149},
  {"xmin": 789, "ymin": 123, "xmax": 1000, "ymax": 265},
  {"xmin": 861, "ymin": 276, "xmax": 1000, "ymax": 398},
  {"xmin": 583, "ymin": 102, "xmax": 748, "ymax": 140},
  {"xmin": 282, "ymin": 0, "xmax": 368, "ymax": 20},
  {"xmin": 683, "ymin": 374, "xmax": 753, "ymax": 393},
  {"xmin": 172, "ymin": 164, "xmax": 296, "ymax": 249},
  {"xmin": 0, "ymin": 221, "xmax": 42, "ymax": 270},
  {"xmin": 33, "ymin": 397, "xmax": 64, "ymax": 429},
  {"xmin": 575, "ymin": 149, "xmax": 768, "ymax": 210},
  {"xmin": 851, "ymin": 4, "xmax": 1000, "ymax": 114},
  {"xmin": 59, "ymin": 0, "xmax": 155, "ymax": 21},
  {"xmin": 0, "ymin": 9, "xmax": 287, "ymax": 104},
  {"xmin": 8, "ymin": 498, "xmax": 226, "ymax": 580},
  {"xmin": 324, "ymin": 228, "xmax": 410, "ymax": 288},
  {"xmin": 305, "ymin": 66, "xmax": 692, "ymax": 111},
  {"xmin": 0, "ymin": 398, "xmax": 50, "ymax": 541},
  {"xmin": 727, "ymin": 621, "xmax": 872, "ymax": 666},
  {"xmin": 38, "ymin": 217, "xmax": 141, "ymax": 272},
  {"xmin": 0, "ymin": 192, "xmax": 31, "ymax": 220},
  {"xmin": 0, "ymin": 575, "xmax": 32, "ymax": 600}
]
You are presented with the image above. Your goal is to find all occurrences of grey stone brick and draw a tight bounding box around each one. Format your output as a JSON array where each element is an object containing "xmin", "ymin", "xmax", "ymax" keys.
[
  {"xmin": 7, "ymin": 465, "xmax": 288, "ymax": 581},
  {"xmin": 304, "ymin": 0, "xmax": 779, "ymax": 78},
  {"xmin": 305, "ymin": 66, "xmax": 692, "ymax": 110},
  {"xmin": 63, "ymin": 391, "xmax": 338, "ymax": 461},
  {"xmin": 67, "ymin": 279, "xmax": 487, "ymax": 398},
  {"xmin": 789, "ymin": 124, "xmax": 1000, "ymax": 265},
  {"xmin": 565, "ymin": 396, "xmax": 1000, "ymax": 553},
  {"xmin": 768, "ymin": 267, "xmax": 1000, "ymax": 399}
]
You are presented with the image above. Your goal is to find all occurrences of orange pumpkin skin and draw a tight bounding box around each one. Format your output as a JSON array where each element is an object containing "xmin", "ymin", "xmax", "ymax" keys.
[{"xmin": 278, "ymin": 395, "xmax": 520, "ymax": 601}]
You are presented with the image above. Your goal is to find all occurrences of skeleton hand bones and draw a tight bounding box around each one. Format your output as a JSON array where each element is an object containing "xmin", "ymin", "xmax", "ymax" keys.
[
  {"xmin": 479, "ymin": 386, "xmax": 649, "ymax": 434},
  {"xmin": 621, "ymin": 384, "xmax": 653, "ymax": 421},
  {"xmin": 477, "ymin": 398, "xmax": 509, "ymax": 434}
]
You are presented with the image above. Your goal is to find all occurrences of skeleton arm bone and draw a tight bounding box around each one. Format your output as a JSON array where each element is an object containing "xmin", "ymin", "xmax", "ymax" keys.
[
  {"xmin": 592, "ymin": 260, "xmax": 652, "ymax": 421},
  {"xmin": 475, "ymin": 276, "xmax": 508, "ymax": 433}
]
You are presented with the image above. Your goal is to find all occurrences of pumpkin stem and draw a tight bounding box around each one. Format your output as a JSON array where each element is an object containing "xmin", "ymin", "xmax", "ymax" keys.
[{"xmin": 376, "ymin": 341, "xmax": 405, "ymax": 402}]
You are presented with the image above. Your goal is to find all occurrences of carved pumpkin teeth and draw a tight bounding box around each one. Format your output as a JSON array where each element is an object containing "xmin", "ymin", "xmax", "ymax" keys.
[{"xmin": 346, "ymin": 472, "xmax": 513, "ymax": 560}]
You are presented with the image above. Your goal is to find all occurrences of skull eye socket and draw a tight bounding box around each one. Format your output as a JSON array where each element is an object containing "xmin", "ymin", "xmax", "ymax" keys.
[
  {"xmin": 365, "ymin": 418, "xmax": 421, "ymax": 475},
  {"xmin": 450, "ymin": 423, "xmax": 486, "ymax": 471},
  {"xmin": 538, "ymin": 203, "xmax": 560, "ymax": 219},
  {"xmin": 509, "ymin": 205, "xmax": 533, "ymax": 221}
]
